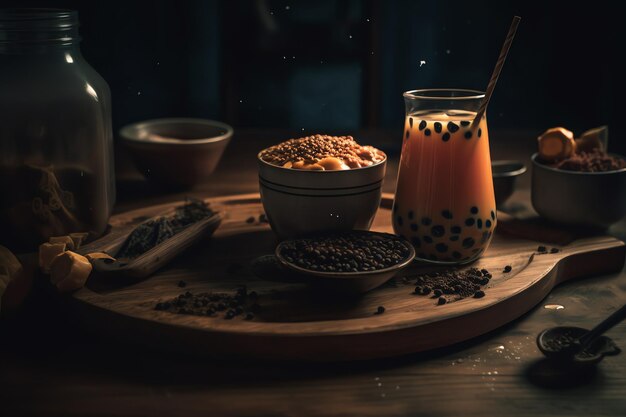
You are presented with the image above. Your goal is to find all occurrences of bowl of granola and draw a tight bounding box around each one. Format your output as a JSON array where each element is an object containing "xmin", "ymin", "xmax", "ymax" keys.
[
  {"xmin": 531, "ymin": 126, "xmax": 626, "ymax": 229},
  {"xmin": 258, "ymin": 134, "xmax": 387, "ymax": 239}
]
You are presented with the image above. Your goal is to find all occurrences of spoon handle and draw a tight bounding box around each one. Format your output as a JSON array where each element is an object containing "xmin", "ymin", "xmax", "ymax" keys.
[{"xmin": 580, "ymin": 304, "xmax": 626, "ymax": 347}]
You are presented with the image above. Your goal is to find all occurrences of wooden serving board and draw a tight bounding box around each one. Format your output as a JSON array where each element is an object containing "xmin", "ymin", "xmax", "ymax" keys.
[{"xmin": 72, "ymin": 193, "xmax": 626, "ymax": 361}]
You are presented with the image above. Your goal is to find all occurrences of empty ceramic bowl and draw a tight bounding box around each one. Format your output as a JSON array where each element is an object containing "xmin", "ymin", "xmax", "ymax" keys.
[
  {"xmin": 492, "ymin": 160, "xmax": 527, "ymax": 206},
  {"xmin": 531, "ymin": 153, "xmax": 626, "ymax": 229},
  {"xmin": 258, "ymin": 152, "xmax": 387, "ymax": 240},
  {"xmin": 120, "ymin": 118, "xmax": 232, "ymax": 188}
]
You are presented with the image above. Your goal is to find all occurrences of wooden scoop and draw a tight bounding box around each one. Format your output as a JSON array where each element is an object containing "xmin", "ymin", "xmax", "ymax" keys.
[{"xmin": 79, "ymin": 211, "xmax": 222, "ymax": 279}]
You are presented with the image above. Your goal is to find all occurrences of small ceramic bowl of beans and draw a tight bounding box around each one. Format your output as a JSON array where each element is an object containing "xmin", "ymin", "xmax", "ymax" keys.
[
  {"xmin": 275, "ymin": 231, "xmax": 415, "ymax": 293},
  {"xmin": 258, "ymin": 134, "xmax": 387, "ymax": 240}
]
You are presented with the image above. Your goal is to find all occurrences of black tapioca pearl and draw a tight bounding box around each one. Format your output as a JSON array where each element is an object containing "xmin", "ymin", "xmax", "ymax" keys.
[
  {"xmin": 419, "ymin": 120, "xmax": 426, "ymax": 130},
  {"xmin": 435, "ymin": 243, "xmax": 448, "ymax": 253},
  {"xmin": 470, "ymin": 206, "xmax": 479, "ymax": 214},
  {"xmin": 411, "ymin": 236, "xmax": 421, "ymax": 248},
  {"xmin": 491, "ymin": 210, "xmax": 495, "ymax": 220},
  {"xmin": 423, "ymin": 236, "xmax": 433, "ymax": 243},
  {"xmin": 442, "ymin": 132, "xmax": 451, "ymax": 142},
  {"xmin": 485, "ymin": 219, "xmax": 492, "ymax": 228},
  {"xmin": 409, "ymin": 117, "xmax": 414, "ymax": 128},
  {"xmin": 405, "ymin": 129, "xmax": 410, "ymax": 139},
  {"xmin": 424, "ymin": 128, "xmax": 431, "ymax": 136},
  {"xmin": 447, "ymin": 122, "xmax": 459, "ymax": 133},
  {"xmin": 408, "ymin": 210, "xmax": 414, "ymax": 219},
  {"xmin": 441, "ymin": 210, "xmax": 453, "ymax": 219},
  {"xmin": 481, "ymin": 231, "xmax": 490, "ymax": 243},
  {"xmin": 464, "ymin": 131, "xmax": 472, "ymax": 140},
  {"xmin": 434, "ymin": 122, "xmax": 442, "ymax": 133},
  {"xmin": 450, "ymin": 225, "xmax": 461, "ymax": 234},
  {"xmin": 461, "ymin": 121, "xmax": 470, "ymax": 127},
  {"xmin": 421, "ymin": 217, "xmax": 432, "ymax": 226},
  {"xmin": 431, "ymin": 225, "xmax": 445, "ymax": 237},
  {"xmin": 462, "ymin": 237, "xmax": 475, "ymax": 248},
  {"xmin": 465, "ymin": 218, "xmax": 475, "ymax": 226},
  {"xmin": 450, "ymin": 235, "xmax": 459, "ymax": 242},
  {"xmin": 410, "ymin": 223, "xmax": 418, "ymax": 232},
  {"xmin": 477, "ymin": 219, "xmax": 483, "ymax": 229},
  {"xmin": 396, "ymin": 216, "xmax": 403, "ymax": 226},
  {"xmin": 478, "ymin": 128, "xmax": 482, "ymax": 138},
  {"xmin": 452, "ymin": 251, "xmax": 462, "ymax": 259}
]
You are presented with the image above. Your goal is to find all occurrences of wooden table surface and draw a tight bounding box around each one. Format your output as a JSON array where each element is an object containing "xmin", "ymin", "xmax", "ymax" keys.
[{"xmin": 2, "ymin": 129, "xmax": 626, "ymax": 417}]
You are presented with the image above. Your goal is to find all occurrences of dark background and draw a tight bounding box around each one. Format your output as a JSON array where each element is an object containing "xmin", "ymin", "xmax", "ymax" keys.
[{"xmin": 3, "ymin": 0, "xmax": 625, "ymax": 153}]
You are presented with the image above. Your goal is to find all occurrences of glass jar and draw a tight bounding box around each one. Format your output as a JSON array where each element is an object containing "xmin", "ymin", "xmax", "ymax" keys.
[
  {"xmin": 393, "ymin": 89, "xmax": 496, "ymax": 264},
  {"xmin": 0, "ymin": 9, "xmax": 114, "ymax": 252}
]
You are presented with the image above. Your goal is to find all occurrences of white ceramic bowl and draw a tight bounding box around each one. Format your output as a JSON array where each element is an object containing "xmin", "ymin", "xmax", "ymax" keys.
[{"xmin": 258, "ymin": 152, "xmax": 387, "ymax": 240}]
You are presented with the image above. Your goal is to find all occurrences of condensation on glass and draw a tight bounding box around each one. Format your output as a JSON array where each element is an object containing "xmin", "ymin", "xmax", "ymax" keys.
[{"xmin": 0, "ymin": 9, "xmax": 115, "ymax": 251}]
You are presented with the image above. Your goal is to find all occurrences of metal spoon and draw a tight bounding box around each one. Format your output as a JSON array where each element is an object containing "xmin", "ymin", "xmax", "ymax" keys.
[{"xmin": 537, "ymin": 304, "xmax": 625, "ymax": 365}]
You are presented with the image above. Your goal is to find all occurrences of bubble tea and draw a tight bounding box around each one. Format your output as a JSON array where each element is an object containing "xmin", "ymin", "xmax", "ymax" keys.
[{"xmin": 393, "ymin": 90, "xmax": 496, "ymax": 264}]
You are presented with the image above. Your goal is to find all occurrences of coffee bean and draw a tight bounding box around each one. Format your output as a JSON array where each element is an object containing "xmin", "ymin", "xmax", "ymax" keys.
[{"xmin": 279, "ymin": 232, "xmax": 412, "ymax": 273}]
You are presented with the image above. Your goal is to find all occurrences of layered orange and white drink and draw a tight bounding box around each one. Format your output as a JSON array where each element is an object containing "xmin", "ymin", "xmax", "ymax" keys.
[{"xmin": 393, "ymin": 90, "xmax": 496, "ymax": 264}]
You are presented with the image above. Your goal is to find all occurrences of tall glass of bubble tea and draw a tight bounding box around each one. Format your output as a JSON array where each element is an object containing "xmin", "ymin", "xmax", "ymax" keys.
[{"xmin": 393, "ymin": 89, "xmax": 496, "ymax": 264}]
